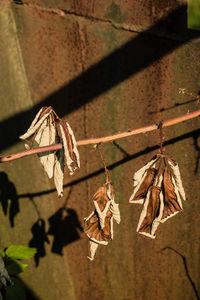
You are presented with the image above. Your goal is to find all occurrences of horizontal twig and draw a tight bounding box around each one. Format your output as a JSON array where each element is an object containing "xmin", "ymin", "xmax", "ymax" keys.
[{"xmin": 0, "ymin": 109, "xmax": 199, "ymax": 163}]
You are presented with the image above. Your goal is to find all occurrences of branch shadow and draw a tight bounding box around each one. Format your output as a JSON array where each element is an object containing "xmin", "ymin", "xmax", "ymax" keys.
[
  {"xmin": 0, "ymin": 5, "xmax": 199, "ymax": 152},
  {"xmin": 149, "ymin": 97, "xmax": 200, "ymax": 114},
  {"xmin": 0, "ymin": 172, "xmax": 19, "ymax": 227},
  {"xmin": 161, "ymin": 246, "xmax": 200, "ymax": 300},
  {"xmin": 193, "ymin": 131, "xmax": 200, "ymax": 173},
  {"xmin": 17, "ymin": 128, "xmax": 200, "ymax": 199}
]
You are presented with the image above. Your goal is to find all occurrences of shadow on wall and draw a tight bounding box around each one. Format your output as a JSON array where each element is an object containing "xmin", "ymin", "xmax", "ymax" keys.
[
  {"xmin": 29, "ymin": 208, "xmax": 83, "ymax": 265},
  {"xmin": 29, "ymin": 218, "xmax": 50, "ymax": 267},
  {"xmin": 1, "ymin": 276, "xmax": 41, "ymax": 300},
  {"xmin": 193, "ymin": 130, "xmax": 200, "ymax": 174},
  {"xmin": 0, "ymin": 172, "xmax": 19, "ymax": 227},
  {"xmin": 0, "ymin": 5, "xmax": 199, "ymax": 152},
  {"xmin": 16, "ymin": 127, "xmax": 200, "ymax": 200},
  {"xmin": 48, "ymin": 208, "xmax": 83, "ymax": 255},
  {"xmin": 161, "ymin": 246, "xmax": 200, "ymax": 300},
  {"xmin": 149, "ymin": 90, "xmax": 200, "ymax": 114}
]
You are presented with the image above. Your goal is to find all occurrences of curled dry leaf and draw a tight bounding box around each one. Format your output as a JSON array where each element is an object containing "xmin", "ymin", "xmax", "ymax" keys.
[
  {"xmin": 37, "ymin": 117, "xmax": 56, "ymax": 178},
  {"xmin": 59, "ymin": 121, "xmax": 80, "ymax": 175},
  {"xmin": 129, "ymin": 154, "xmax": 186, "ymax": 238},
  {"xmin": 19, "ymin": 106, "xmax": 80, "ymax": 197},
  {"xmin": 84, "ymin": 183, "xmax": 120, "ymax": 260},
  {"xmin": 20, "ymin": 107, "xmax": 52, "ymax": 140},
  {"xmin": 54, "ymin": 148, "xmax": 65, "ymax": 197}
]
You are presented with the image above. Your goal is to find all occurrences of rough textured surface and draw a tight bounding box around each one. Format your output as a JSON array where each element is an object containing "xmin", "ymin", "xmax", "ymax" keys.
[{"xmin": 0, "ymin": 0, "xmax": 200, "ymax": 299}]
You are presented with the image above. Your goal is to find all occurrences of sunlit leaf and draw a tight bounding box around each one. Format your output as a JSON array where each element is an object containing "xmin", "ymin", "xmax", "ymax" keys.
[{"xmin": 5, "ymin": 246, "xmax": 36, "ymax": 260}]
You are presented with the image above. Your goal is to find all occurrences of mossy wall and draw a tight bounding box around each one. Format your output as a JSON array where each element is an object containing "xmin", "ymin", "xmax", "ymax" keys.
[{"xmin": 0, "ymin": 0, "xmax": 200, "ymax": 299}]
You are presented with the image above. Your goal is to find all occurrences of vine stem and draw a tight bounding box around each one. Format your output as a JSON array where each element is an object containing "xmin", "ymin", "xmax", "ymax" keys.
[
  {"xmin": 96, "ymin": 145, "xmax": 110, "ymax": 184},
  {"xmin": 0, "ymin": 109, "xmax": 200, "ymax": 163}
]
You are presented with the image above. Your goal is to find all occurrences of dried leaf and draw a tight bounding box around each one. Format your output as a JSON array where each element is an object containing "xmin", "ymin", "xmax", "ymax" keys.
[
  {"xmin": 168, "ymin": 160, "xmax": 186, "ymax": 201},
  {"xmin": 20, "ymin": 107, "xmax": 52, "ymax": 140},
  {"xmin": 54, "ymin": 149, "xmax": 65, "ymax": 197},
  {"xmin": 137, "ymin": 174, "xmax": 163, "ymax": 238},
  {"xmin": 87, "ymin": 241, "xmax": 99, "ymax": 261},
  {"xmin": 129, "ymin": 168, "xmax": 157, "ymax": 204},
  {"xmin": 110, "ymin": 201, "xmax": 121, "ymax": 224},
  {"xmin": 37, "ymin": 119, "xmax": 56, "ymax": 178},
  {"xmin": 84, "ymin": 212, "xmax": 110, "ymax": 245},
  {"xmin": 160, "ymin": 168, "xmax": 182, "ymax": 223},
  {"xmin": 34, "ymin": 119, "xmax": 48, "ymax": 144},
  {"xmin": 93, "ymin": 186, "xmax": 111, "ymax": 229},
  {"xmin": 84, "ymin": 183, "xmax": 120, "ymax": 260},
  {"xmin": 59, "ymin": 121, "xmax": 80, "ymax": 175},
  {"xmin": 133, "ymin": 155, "xmax": 158, "ymax": 187}
]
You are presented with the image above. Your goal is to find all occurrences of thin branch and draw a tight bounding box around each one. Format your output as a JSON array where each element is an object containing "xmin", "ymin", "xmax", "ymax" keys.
[{"xmin": 0, "ymin": 109, "xmax": 200, "ymax": 163}]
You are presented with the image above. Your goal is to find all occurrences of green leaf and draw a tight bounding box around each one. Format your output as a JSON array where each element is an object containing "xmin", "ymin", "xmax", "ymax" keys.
[
  {"xmin": 5, "ymin": 259, "xmax": 27, "ymax": 276},
  {"xmin": 5, "ymin": 277, "xmax": 26, "ymax": 300},
  {"xmin": 5, "ymin": 246, "xmax": 36, "ymax": 260},
  {"xmin": 188, "ymin": 0, "xmax": 200, "ymax": 30},
  {"xmin": 0, "ymin": 251, "xmax": 5, "ymax": 258}
]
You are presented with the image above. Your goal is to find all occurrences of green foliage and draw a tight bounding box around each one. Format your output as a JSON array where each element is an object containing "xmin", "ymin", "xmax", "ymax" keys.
[
  {"xmin": 188, "ymin": 0, "xmax": 200, "ymax": 30},
  {"xmin": 5, "ymin": 259, "xmax": 28, "ymax": 276},
  {"xmin": 5, "ymin": 245, "xmax": 37, "ymax": 260},
  {"xmin": 0, "ymin": 245, "xmax": 36, "ymax": 300}
]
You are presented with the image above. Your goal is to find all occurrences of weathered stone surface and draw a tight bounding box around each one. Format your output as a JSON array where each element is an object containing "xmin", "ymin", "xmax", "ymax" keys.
[
  {"xmin": 0, "ymin": 0, "xmax": 199, "ymax": 299},
  {"xmin": 21, "ymin": 0, "xmax": 187, "ymax": 33},
  {"xmin": 0, "ymin": 1, "xmax": 76, "ymax": 299}
]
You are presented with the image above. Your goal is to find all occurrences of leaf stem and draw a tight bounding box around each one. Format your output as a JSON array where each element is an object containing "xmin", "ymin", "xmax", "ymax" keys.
[
  {"xmin": 96, "ymin": 144, "xmax": 110, "ymax": 184},
  {"xmin": 0, "ymin": 109, "xmax": 200, "ymax": 163}
]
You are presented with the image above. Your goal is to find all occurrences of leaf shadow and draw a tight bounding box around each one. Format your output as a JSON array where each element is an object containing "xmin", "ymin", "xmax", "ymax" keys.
[
  {"xmin": 0, "ymin": 172, "xmax": 19, "ymax": 228},
  {"xmin": 161, "ymin": 246, "xmax": 200, "ymax": 300},
  {"xmin": 29, "ymin": 218, "xmax": 50, "ymax": 267},
  {"xmin": 47, "ymin": 207, "xmax": 83, "ymax": 255}
]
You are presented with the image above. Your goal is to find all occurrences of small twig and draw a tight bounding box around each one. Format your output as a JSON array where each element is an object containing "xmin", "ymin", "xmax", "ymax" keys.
[
  {"xmin": 158, "ymin": 121, "xmax": 164, "ymax": 154},
  {"xmin": 0, "ymin": 109, "xmax": 200, "ymax": 163},
  {"xmin": 179, "ymin": 88, "xmax": 200, "ymax": 103},
  {"xmin": 96, "ymin": 144, "xmax": 110, "ymax": 184}
]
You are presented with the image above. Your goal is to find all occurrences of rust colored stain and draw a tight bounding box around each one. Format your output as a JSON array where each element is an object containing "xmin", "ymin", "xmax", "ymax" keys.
[{"xmin": 0, "ymin": 1, "xmax": 199, "ymax": 299}]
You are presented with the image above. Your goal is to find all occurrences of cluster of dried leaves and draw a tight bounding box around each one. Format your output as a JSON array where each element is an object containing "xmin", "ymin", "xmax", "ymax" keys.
[
  {"xmin": 129, "ymin": 154, "xmax": 186, "ymax": 238},
  {"xmin": 19, "ymin": 107, "xmax": 187, "ymax": 259},
  {"xmin": 84, "ymin": 183, "xmax": 120, "ymax": 260},
  {"xmin": 20, "ymin": 106, "xmax": 80, "ymax": 197}
]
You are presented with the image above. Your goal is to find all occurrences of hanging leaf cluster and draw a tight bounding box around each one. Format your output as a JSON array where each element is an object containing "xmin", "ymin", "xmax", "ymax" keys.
[
  {"xmin": 129, "ymin": 154, "xmax": 186, "ymax": 238},
  {"xmin": 84, "ymin": 183, "xmax": 121, "ymax": 260},
  {"xmin": 20, "ymin": 107, "xmax": 80, "ymax": 197},
  {"xmin": 19, "ymin": 107, "xmax": 188, "ymax": 260}
]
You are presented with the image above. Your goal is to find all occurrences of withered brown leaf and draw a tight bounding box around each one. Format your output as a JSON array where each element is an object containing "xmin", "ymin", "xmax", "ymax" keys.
[
  {"xmin": 20, "ymin": 107, "xmax": 53, "ymax": 141},
  {"xmin": 160, "ymin": 167, "xmax": 182, "ymax": 222},
  {"xmin": 59, "ymin": 120, "xmax": 80, "ymax": 175},
  {"xmin": 130, "ymin": 168, "xmax": 157, "ymax": 203},
  {"xmin": 130, "ymin": 153, "xmax": 186, "ymax": 239},
  {"xmin": 84, "ymin": 183, "xmax": 120, "ymax": 260},
  {"xmin": 137, "ymin": 185, "xmax": 162, "ymax": 238}
]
